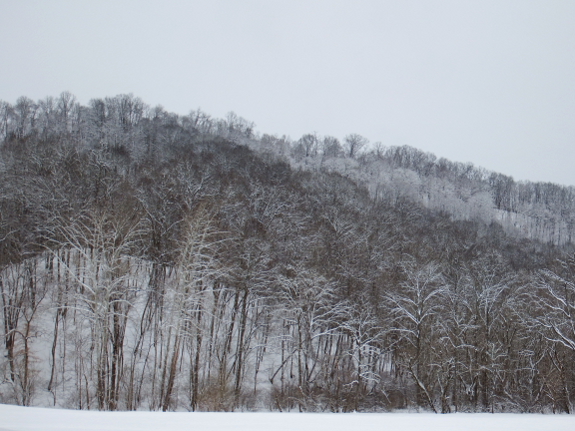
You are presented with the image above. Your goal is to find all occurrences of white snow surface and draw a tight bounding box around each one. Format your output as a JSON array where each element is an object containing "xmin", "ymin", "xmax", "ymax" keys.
[{"xmin": 1, "ymin": 405, "xmax": 575, "ymax": 431}]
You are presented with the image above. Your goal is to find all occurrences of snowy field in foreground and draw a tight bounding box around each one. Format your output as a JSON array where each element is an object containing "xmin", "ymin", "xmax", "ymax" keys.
[{"xmin": 2, "ymin": 405, "xmax": 575, "ymax": 431}]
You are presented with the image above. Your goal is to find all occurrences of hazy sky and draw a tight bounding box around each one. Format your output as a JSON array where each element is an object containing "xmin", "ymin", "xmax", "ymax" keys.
[{"xmin": 2, "ymin": 0, "xmax": 575, "ymax": 185}]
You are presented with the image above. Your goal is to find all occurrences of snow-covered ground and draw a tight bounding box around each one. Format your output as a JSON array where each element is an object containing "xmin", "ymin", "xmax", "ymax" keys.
[{"xmin": 2, "ymin": 405, "xmax": 575, "ymax": 431}]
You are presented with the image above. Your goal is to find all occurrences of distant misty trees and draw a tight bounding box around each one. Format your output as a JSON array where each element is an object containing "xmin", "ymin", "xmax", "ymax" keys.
[
  {"xmin": 285, "ymin": 128, "xmax": 575, "ymax": 246},
  {"xmin": 1, "ymin": 93, "xmax": 575, "ymax": 413}
]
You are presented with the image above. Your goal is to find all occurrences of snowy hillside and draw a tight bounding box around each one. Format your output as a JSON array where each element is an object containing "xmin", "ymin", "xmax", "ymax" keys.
[{"xmin": 3, "ymin": 93, "xmax": 575, "ymax": 413}]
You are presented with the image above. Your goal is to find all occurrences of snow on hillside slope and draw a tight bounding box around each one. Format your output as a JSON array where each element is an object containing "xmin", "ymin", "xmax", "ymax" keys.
[{"xmin": 1, "ymin": 405, "xmax": 574, "ymax": 431}]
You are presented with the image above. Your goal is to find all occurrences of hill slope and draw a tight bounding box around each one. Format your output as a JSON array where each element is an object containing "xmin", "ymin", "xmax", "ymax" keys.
[{"xmin": 0, "ymin": 93, "xmax": 575, "ymax": 413}]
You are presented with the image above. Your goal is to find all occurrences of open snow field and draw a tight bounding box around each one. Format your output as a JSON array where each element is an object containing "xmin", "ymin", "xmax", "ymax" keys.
[{"xmin": 2, "ymin": 405, "xmax": 575, "ymax": 431}]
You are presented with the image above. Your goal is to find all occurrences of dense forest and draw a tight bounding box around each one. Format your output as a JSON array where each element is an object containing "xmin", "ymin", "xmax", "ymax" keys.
[{"xmin": 1, "ymin": 93, "xmax": 575, "ymax": 413}]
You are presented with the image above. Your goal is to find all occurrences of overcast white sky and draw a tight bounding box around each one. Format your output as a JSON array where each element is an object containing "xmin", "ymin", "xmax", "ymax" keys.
[{"xmin": 1, "ymin": 0, "xmax": 574, "ymax": 185}]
